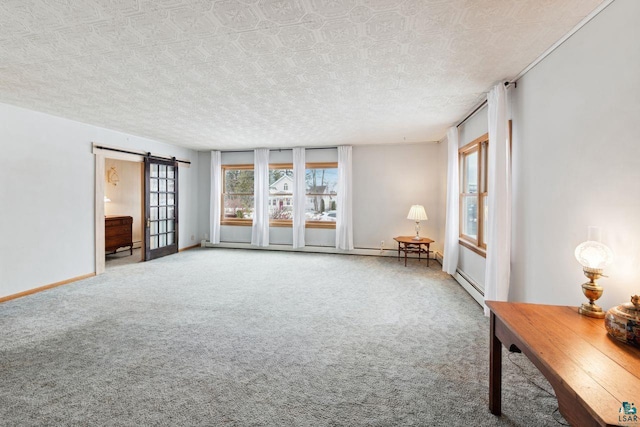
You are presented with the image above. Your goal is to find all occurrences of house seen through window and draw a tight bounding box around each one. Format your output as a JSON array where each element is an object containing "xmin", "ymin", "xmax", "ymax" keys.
[{"xmin": 221, "ymin": 163, "xmax": 338, "ymax": 228}]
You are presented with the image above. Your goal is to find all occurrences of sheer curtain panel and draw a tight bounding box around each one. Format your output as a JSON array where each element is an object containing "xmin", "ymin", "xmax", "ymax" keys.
[
  {"xmin": 484, "ymin": 83, "xmax": 511, "ymax": 315},
  {"xmin": 442, "ymin": 127, "xmax": 459, "ymax": 275},
  {"xmin": 251, "ymin": 148, "xmax": 270, "ymax": 247},
  {"xmin": 209, "ymin": 150, "xmax": 222, "ymax": 244},
  {"xmin": 336, "ymin": 146, "xmax": 353, "ymax": 250},
  {"xmin": 292, "ymin": 147, "xmax": 306, "ymax": 248}
]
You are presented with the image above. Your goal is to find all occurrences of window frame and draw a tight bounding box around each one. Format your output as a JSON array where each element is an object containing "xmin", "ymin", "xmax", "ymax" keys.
[
  {"xmin": 459, "ymin": 133, "xmax": 488, "ymax": 257},
  {"xmin": 269, "ymin": 163, "xmax": 294, "ymax": 228},
  {"xmin": 220, "ymin": 162, "xmax": 338, "ymax": 229},
  {"xmin": 304, "ymin": 162, "xmax": 338, "ymax": 230},
  {"xmin": 220, "ymin": 164, "xmax": 255, "ymax": 226}
]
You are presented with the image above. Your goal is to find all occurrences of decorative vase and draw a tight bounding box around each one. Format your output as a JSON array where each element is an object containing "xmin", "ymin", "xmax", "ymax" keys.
[{"xmin": 604, "ymin": 295, "xmax": 640, "ymax": 347}]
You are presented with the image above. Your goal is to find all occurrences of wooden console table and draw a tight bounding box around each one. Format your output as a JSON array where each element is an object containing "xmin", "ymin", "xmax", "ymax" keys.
[
  {"xmin": 393, "ymin": 236, "xmax": 434, "ymax": 267},
  {"xmin": 487, "ymin": 301, "xmax": 640, "ymax": 426}
]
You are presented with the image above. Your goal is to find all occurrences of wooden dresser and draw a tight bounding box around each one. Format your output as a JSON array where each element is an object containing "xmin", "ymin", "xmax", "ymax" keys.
[{"xmin": 105, "ymin": 215, "xmax": 133, "ymax": 255}]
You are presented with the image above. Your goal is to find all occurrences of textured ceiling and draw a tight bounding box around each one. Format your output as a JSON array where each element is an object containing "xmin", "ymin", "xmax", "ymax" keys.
[{"xmin": 0, "ymin": 0, "xmax": 604, "ymax": 150}]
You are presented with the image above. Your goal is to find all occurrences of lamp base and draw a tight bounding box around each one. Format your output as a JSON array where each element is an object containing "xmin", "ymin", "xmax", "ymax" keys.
[
  {"xmin": 413, "ymin": 221, "xmax": 421, "ymax": 240},
  {"xmin": 578, "ymin": 275, "xmax": 605, "ymax": 318},
  {"xmin": 579, "ymin": 302, "xmax": 605, "ymax": 319}
]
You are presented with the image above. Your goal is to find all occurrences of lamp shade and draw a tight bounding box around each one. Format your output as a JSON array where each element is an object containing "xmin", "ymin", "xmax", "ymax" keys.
[
  {"xmin": 575, "ymin": 240, "xmax": 613, "ymax": 269},
  {"xmin": 407, "ymin": 205, "xmax": 428, "ymax": 221}
]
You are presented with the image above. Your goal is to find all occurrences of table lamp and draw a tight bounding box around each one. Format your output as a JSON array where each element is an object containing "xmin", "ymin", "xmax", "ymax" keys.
[
  {"xmin": 407, "ymin": 205, "xmax": 428, "ymax": 240},
  {"xmin": 574, "ymin": 240, "xmax": 613, "ymax": 318}
]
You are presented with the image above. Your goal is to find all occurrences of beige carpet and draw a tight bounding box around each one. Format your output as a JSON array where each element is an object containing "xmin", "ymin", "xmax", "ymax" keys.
[{"xmin": 0, "ymin": 248, "xmax": 566, "ymax": 426}]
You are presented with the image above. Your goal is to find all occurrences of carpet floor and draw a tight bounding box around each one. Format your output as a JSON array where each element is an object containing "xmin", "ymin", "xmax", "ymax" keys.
[
  {"xmin": 0, "ymin": 248, "xmax": 566, "ymax": 426},
  {"xmin": 106, "ymin": 248, "xmax": 142, "ymax": 269}
]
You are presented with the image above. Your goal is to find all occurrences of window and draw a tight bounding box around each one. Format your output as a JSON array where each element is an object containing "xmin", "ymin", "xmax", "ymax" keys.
[
  {"xmin": 459, "ymin": 133, "xmax": 488, "ymax": 255},
  {"xmin": 305, "ymin": 163, "xmax": 338, "ymax": 227},
  {"xmin": 222, "ymin": 165, "xmax": 254, "ymax": 224},
  {"xmin": 269, "ymin": 165, "xmax": 293, "ymax": 222},
  {"xmin": 221, "ymin": 162, "xmax": 338, "ymax": 228}
]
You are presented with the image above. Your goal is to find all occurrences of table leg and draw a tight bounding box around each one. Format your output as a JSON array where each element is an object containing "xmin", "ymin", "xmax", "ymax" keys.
[
  {"xmin": 426, "ymin": 243, "xmax": 430, "ymax": 267},
  {"xmin": 489, "ymin": 312, "xmax": 502, "ymax": 415},
  {"xmin": 404, "ymin": 244, "xmax": 408, "ymax": 267},
  {"xmin": 397, "ymin": 242, "xmax": 400, "ymax": 261}
]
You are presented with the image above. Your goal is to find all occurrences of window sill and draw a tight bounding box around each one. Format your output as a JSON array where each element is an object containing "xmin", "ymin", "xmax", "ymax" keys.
[
  {"xmin": 221, "ymin": 219, "xmax": 252, "ymax": 226},
  {"xmin": 459, "ymin": 239, "xmax": 486, "ymax": 258},
  {"xmin": 269, "ymin": 221, "xmax": 336, "ymax": 229},
  {"xmin": 220, "ymin": 220, "xmax": 336, "ymax": 229},
  {"xmin": 305, "ymin": 221, "xmax": 336, "ymax": 229}
]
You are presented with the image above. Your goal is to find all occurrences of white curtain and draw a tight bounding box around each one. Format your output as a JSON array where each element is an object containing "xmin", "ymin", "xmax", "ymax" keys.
[
  {"xmin": 336, "ymin": 146, "xmax": 353, "ymax": 250},
  {"xmin": 251, "ymin": 148, "xmax": 270, "ymax": 247},
  {"xmin": 442, "ymin": 127, "xmax": 459, "ymax": 275},
  {"xmin": 209, "ymin": 150, "xmax": 222, "ymax": 244},
  {"xmin": 484, "ymin": 83, "xmax": 511, "ymax": 315},
  {"xmin": 292, "ymin": 147, "xmax": 306, "ymax": 248}
]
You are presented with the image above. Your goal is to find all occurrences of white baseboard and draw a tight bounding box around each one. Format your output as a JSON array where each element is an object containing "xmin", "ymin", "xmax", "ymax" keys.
[
  {"xmin": 454, "ymin": 270, "xmax": 484, "ymax": 307},
  {"xmin": 201, "ymin": 241, "xmax": 435, "ymax": 259},
  {"xmin": 433, "ymin": 251, "xmax": 482, "ymax": 306}
]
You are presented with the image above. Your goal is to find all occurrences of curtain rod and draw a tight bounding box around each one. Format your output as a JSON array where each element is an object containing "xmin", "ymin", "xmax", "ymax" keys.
[
  {"xmin": 94, "ymin": 145, "xmax": 191, "ymax": 165},
  {"xmin": 456, "ymin": 99, "xmax": 488, "ymax": 129},
  {"xmin": 456, "ymin": 81, "xmax": 514, "ymax": 129},
  {"xmin": 221, "ymin": 147, "xmax": 337, "ymax": 154}
]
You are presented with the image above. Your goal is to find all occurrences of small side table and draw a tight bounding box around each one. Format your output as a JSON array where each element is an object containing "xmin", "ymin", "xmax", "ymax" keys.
[{"xmin": 393, "ymin": 236, "xmax": 434, "ymax": 267}]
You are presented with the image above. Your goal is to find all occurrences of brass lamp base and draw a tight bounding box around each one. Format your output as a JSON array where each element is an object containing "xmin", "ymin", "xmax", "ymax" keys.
[
  {"xmin": 579, "ymin": 302, "xmax": 605, "ymax": 318},
  {"xmin": 578, "ymin": 268, "xmax": 605, "ymax": 319}
]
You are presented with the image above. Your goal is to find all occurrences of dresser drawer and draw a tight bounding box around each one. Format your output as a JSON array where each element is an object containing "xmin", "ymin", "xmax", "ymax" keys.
[
  {"xmin": 105, "ymin": 215, "xmax": 133, "ymax": 253},
  {"xmin": 106, "ymin": 217, "xmax": 133, "ymax": 227},
  {"xmin": 106, "ymin": 235, "xmax": 131, "ymax": 246},
  {"xmin": 105, "ymin": 224, "xmax": 131, "ymax": 238}
]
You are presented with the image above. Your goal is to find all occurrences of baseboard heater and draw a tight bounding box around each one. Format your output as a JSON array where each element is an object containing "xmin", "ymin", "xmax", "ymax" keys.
[
  {"xmin": 454, "ymin": 269, "xmax": 484, "ymax": 307},
  {"xmin": 201, "ymin": 241, "xmax": 436, "ymax": 260}
]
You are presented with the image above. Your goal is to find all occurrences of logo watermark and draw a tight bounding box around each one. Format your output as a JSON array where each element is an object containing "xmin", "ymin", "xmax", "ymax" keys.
[{"xmin": 620, "ymin": 402, "xmax": 638, "ymax": 425}]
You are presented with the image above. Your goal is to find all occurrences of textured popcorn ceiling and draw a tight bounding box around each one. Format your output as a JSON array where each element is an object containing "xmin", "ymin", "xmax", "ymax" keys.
[{"xmin": 0, "ymin": 0, "xmax": 604, "ymax": 150}]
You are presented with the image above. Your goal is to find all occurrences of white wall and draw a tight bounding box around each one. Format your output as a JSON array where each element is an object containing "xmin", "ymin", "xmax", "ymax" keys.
[
  {"xmin": 0, "ymin": 103, "xmax": 199, "ymax": 298},
  {"xmin": 458, "ymin": 106, "xmax": 489, "ymax": 153},
  {"xmin": 200, "ymin": 144, "xmax": 444, "ymax": 252},
  {"xmin": 510, "ymin": 0, "xmax": 640, "ymax": 310},
  {"xmin": 353, "ymin": 143, "xmax": 443, "ymax": 251},
  {"xmin": 104, "ymin": 159, "xmax": 143, "ymax": 246}
]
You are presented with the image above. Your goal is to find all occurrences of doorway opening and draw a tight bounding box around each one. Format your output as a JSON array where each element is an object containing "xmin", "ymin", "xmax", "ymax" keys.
[
  {"xmin": 104, "ymin": 158, "xmax": 144, "ymax": 270},
  {"xmin": 94, "ymin": 144, "xmax": 182, "ymax": 275}
]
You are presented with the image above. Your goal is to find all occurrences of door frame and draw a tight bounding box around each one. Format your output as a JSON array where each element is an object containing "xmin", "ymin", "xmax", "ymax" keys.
[{"xmin": 93, "ymin": 143, "xmax": 188, "ymax": 275}]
